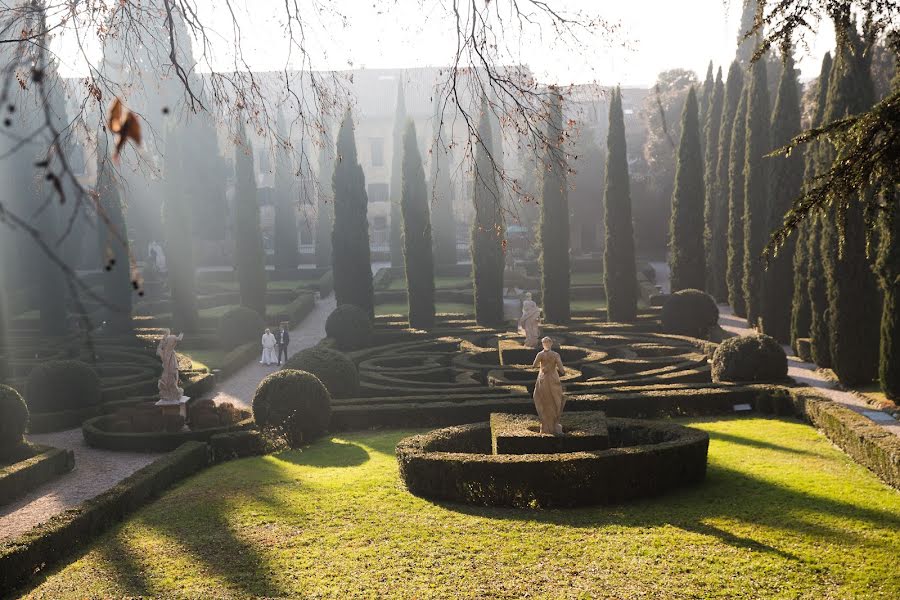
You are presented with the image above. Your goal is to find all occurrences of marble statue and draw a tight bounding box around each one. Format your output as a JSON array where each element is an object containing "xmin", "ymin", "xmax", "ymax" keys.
[
  {"xmin": 148, "ymin": 240, "xmax": 167, "ymax": 272},
  {"xmin": 532, "ymin": 336, "xmax": 566, "ymax": 434},
  {"xmin": 157, "ymin": 329, "xmax": 184, "ymax": 402},
  {"xmin": 518, "ymin": 292, "xmax": 541, "ymax": 347},
  {"xmin": 260, "ymin": 328, "xmax": 278, "ymax": 365}
]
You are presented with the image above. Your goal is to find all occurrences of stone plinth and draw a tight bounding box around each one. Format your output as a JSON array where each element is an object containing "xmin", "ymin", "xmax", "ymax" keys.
[
  {"xmin": 156, "ymin": 396, "xmax": 190, "ymax": 419},
  {"xmin": 490, "ymin": 411, "xmax": 609, "ymax": 455}
]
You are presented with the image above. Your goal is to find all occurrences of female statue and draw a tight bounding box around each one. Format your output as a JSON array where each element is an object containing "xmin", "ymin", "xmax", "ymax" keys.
[
  {"xmin": 518, "ymin": 292, "xmax": 541, "ymax": 347},
  {"xmin": 157, "ymin": 329, "xmax": 184, "ymax": 402},
  {"xmin": 532, "ymin": 336, "xmax": 566, "ymax": 434}
]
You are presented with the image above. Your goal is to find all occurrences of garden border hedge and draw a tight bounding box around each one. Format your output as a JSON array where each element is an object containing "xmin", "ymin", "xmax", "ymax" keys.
[
  {"xmin": 26, "ymin": 406, "xmax": 100, "ymax": 434},
  {"xmin": 0, "ymin": 445, "xmax": 74, "ymax": 506},
  {"xmin": 0, "ymin": 441, "xmax": 209, "ymax": 594},
  {"xmin": 82, "ymin": 414, "xmax": 254, "ymax": 453},
  {"xmin": 396, "ymin": 417, "xmax": 709, "ymax": 508}
]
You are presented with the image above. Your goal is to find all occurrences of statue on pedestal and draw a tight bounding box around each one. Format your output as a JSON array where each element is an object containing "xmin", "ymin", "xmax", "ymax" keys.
[
  {"xmin": 518, "ymin": 292, "xmax": 541, "ymax": 347},
  {"xmin": 532, "ymin": 336, "xmax": 566, "ymax": 434},
  {"xmin": 157, "ymin": 329, "xmax": 184, "ymax": 402}
]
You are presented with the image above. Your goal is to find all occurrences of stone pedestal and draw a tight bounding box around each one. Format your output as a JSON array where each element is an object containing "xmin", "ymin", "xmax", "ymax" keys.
[
  {"xmin": 156, "ymin": 396, "xmax": 190, "ymax": 419},
  {"xmin": 490, "ymin": 411, "xmax": 610, "ymax": 455}
]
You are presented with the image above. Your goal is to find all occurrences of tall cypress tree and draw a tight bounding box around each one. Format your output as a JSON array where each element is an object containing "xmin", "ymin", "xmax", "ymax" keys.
[
  {"xmin": 760, "ymin": 55, "xmax": 801, "ymax": 343},
  {"xmin": 390, "ymin": 82, "xmax": 406, "ymax": 269},
  {"xmin": 703, "ymin": 66, "xmax": 725, "ymax": 298},
  {"xmin": 699, "ymin": 61, "xmax": 715, "ymax": 135},
  {"xmin": 742, "ymin": 57, "xmax": 771, "ymax": 328},
  {"xmin": 401, "ymin": 121, "xmax": 435, "ymax": 329},
  {"xmin": 821, "ymin": 22, "xmax": 880, "ymax": 386},
  {"xmin": 273, "ymin": 111, "xmax": 300, "ymax": 273},
  {"xmin": 163, "ymin": 126, "xmax": 200, "ymax": 332},
  {"xmin": 332, "ymin": 110, "xmax": 375, "ymax": 319},
  {"xmin": 540, "ymin": 89, "xmax": 570, "ymax": 323},
  {"xmin": 431, "ymin": 97, "xmax": 457, "ymax": 266},
  {"xmin": 472, "ymin": 99, "xmax": 505, "ymax": 326},
  {"xmin": 877, "ymin": 184, "xmax": 900, "ymax": 399},
  {"xmin": 96, "ymin": 140, "xmax": 133, "ymax": 333},
  {"xmin": 791, "ymin": 52, "xmax": 832, "ymax": 351},
  {"xmin": 234, "ymin": 121, "xmax": 267, "ymax": 317},
  {"xmin": 669, "ymin": 87, "xmax": 706, "ymax": 292},
  {"xmin": 726, "ymin": 86, "xmax": 749, "ymax": 316},
  {"xmin": 735, "ymin": 0, "xmax": 757, "ymax": 68},
  {"xmin": 315, "ymin": 124, "xmax": 335, "ymax": 269},
  {"xmin": 711, "ymin": 62, "xmax": 743, "ymax": 303},
  {"xmin": 603, "ymin": 88, "xmax": 638, "ymax": 322}
]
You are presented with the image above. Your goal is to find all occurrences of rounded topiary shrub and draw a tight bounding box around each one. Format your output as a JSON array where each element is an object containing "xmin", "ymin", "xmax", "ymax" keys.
[
  {"xmin": 325, "ymin": 304, "xmax": 372, "ymax": 351},
  {"xmin": 252, "ymin": 369, "xmax": 331, "ymax": 447},
  {"xmin": 25, "ymin": 360, "xmax": 102, "ymax": 414},
  {"xmin": 711, "ymin": 334, "xmax": 789, "ymax": 383},
  {"xmin": 660, "ymin": 289, "xmax": 720, "ymax": 338},
  {"xmin": 283, "ymin": 346, "xmax": 359, "ymax": 399},
  {"xmin": 0, "ymin": 385, "xmax": 28, "ymax": 454},
  {"xmin": 218, "ymin": 306, "xmax": 265, "ymax": 351}
]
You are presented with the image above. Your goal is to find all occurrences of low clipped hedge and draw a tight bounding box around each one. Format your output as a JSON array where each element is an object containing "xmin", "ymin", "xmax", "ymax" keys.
[
  {"xmin": 252, "ymin": 369, "xmax": 331, "ymax": 447},
  {"xmin": 325, "ymin": 304, "xmax": 373, "ymax": 351},
  {"xmin": 0, "ymin": 385, "xmax": 28, "ymax": 458},
  {"xmin": 711, "ymin": 334, "xmax": 788, "ymax": 383},
  {"xmin": 660, "ymin": 289, "xmax": 719, "ymax": 338},
  {"xmin": 283, "ymin": 346, "xmax": 359, "ymax": 399},
  {"xmin": 0, "ymin": 441, "xmax": 208, "ymax": 593},
  {"xmin": 209, "ymin": 429, "xmax": 286, "ymax": 463},
  {"xmin": 218, "ymin": 306, "xmax": 265, "ymax": 351},
  {"xmin": 82, "ymin": 410, "xmax": 254, "ymax": 453},
  {"xmin": 0, "ymin": 444, "xmax": 74, "ymax": 506},
  {"xmin": 397, "ymin": 418, "xmax": 709, "ymax": 508},
  {"xmin": 25, "ymin": 360, "xmax": 102, "ymax": 414}
]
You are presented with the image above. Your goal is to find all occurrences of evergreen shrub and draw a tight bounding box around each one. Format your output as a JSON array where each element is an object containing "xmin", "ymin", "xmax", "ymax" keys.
[
  {"xmin": 25, "ymin": 360, "xmax": 101, "ymax": 414},
  {"xmin": 711, "ymin": 334, "xmax": 788, "ymax": 383},
  {"xmin": 325, "ymin": 304, "xmax": 373, "ymax": 351},
  {"xmin": 0, "ymin": 385, "xmax": 28, "ymax": 456},
  {"xmin": 283, "ymin": 346, "xmax": 359, "ymax": 399},
  {"xmin": 217, "ymin": 306, "xmax": 265, "ymax": 351},
  {"xmin": 660, "ymin": 289, "xmax": 719, "ymax": 338},
  {"xmin": 252, "ymin": 369, "xmax": 331, "ymax": 447}
]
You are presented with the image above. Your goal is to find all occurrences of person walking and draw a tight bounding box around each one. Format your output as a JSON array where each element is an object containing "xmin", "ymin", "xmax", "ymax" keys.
[{"xmin": 276, "ymin": 321, "xmax": 290, "ymax": 365}]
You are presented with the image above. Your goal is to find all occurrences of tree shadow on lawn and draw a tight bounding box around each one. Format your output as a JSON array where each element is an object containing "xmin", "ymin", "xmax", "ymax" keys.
[
  {"xmin": 276, "ymin": 437, "xmax": 371, "ymax": 468},
  {"xmin": 431, "ymin": 462, "xmax": 900, "ymax": 563}
]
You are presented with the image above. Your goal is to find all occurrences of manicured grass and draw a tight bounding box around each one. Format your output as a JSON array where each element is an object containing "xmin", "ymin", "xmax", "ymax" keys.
[
  {"xmin": 179, "ymin": 348, "xmax": 224, "ymax": 372},
  {"xmin": 213, "ymin": 280, "xmax": 309, "ymax": 292},
  {"xmin": 26, "ymin": 417, "xmax": 900, "ymax": 599},
  {"xmin": 387, "ymin": 275, "xmax": 473, "ymax": 290},
  {"xmin": 571, "ymin": 271, "xmax": 603, "ymax": 286},
  {"xmin": 375, "ymin": 302, "xmax": 475, "ymax": 316}
]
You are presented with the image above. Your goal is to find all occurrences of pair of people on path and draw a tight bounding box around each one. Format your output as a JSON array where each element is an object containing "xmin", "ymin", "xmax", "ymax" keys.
[{"xmin": 260, "ymin": 323, "xmax": 291, "ymax": 366}]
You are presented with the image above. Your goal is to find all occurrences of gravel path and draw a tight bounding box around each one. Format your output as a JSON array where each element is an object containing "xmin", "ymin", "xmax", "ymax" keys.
[
  {"xmin": 0, "ymin": 429, "xmax": 160, "ymax": 542},
  {"xmin": 0, "ymin": 291, "xmax": 337, "ymax": 543}
]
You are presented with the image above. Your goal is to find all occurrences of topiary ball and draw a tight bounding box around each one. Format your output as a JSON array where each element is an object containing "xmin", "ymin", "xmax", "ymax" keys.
[
  {"xmin": 283, "ymin": 346, "xmax": 359, "ymax": 399},
  {"xmin": 218, "ymin": 306, "xmax": 265, "ymax": 351},
  {"xmin": 711, "ymin": 334, "xmax": 789, "ymax": 383},
  {"xmin": 25, "ymin": 360, "xmax": 102, "ymax": 414},
  {"xmin": 325, "ymin": 304, "xmax": 372, "ymax": 351},
  {"xmin": 0, "ymin": 385, "xmax": 28, "ymax": 454},
  {"xmin": 660, "ymin": 289, "xmax": 720, "ymax": 338},
  {"xmin": 252, "ymin": 369, "xmax": 331, "ymax": 447}
]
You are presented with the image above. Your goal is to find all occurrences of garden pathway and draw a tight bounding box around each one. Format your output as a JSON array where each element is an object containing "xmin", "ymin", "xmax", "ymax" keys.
[
  {"xmin": 0, "ymin": 290, "xmax": 338, "ymax": 543},
  {"xmin": 648, "ymin": 261, "xmax": 900, "ymax": 438}
]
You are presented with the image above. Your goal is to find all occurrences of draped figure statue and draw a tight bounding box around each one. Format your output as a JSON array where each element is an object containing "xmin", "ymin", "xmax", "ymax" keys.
[
  {"xmin": 157, "ymin": 329, "xmax": 184, "ymax": 402},
  {"xmin": 518, "ymin": 292, "xmax": 541, "ymax": 347},
  {"xmin": 532, "ymin": 336, "xmax": 566, "ymax": 434}
]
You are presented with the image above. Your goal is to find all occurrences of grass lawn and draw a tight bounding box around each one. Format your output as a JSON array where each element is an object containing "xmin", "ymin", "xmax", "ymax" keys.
[
  {"xmin": 26, "ymin": 417, "xmax": 900, "ymax": 599},
  {"xmin": 375, "ymin": 302, "xmax": 475, "ymax": 316},
  {"xmin": 179, "ymin": 348, "xmax": 225, "ymax": 372},
  {"xmin": 571, "ymin": 271, "xmax": 603, "ymax": 286},
  {"xmin": 213, "ymin": 280, "xmax": 309, "ymax": 292},
  {"xmin": 387, "ymin": 275, "xmax": 473, "ymax": 290}
]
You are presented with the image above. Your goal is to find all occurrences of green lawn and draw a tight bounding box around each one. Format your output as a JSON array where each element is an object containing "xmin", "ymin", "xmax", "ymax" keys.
[
  {"xmin": 213, "ymin": 280, "xmax": 308, "ymax": 292},
  {"xmin": 179, "ymin": 348, "xmax": 225, "ymax": 372},
  {"xmin": 375, "ymin": 302, "xmax": 475, "ymax": 316},
  {"xmin": 571, "ymin": 271, "xmax": 603, "ymax": 286},
  {"xmin": 387, "ymin": 275, "xmax": 473, "ymax": 290},
  {"xmin": 27, "ymin": 417, "xmax": 900, "ymax": 599}
]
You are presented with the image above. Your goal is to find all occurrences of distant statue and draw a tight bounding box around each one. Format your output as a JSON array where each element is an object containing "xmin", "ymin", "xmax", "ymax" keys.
[
  {"xmin": 518, "ymin": 292, "xmax": 541, "ymax": 347},
  {"xmin": 260, "ymin": 328, "xmax": 277, "ymax": 366},
  {"xmin": 148, "ymin": 240, "xmax": 166, "ymax": 272},
  {"xmin": 532, "ymin": 336, "xmax": 566, "ymax": 434},
  {"xmin": 157, "ymin": 329, "xmax": 184, "ymax": 402}
]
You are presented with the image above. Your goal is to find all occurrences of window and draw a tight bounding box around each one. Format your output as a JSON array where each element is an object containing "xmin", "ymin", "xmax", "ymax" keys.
[
  {"xmin": 371, "ymin": 216, "xmax": 388, "ymax": 246},
  {"xmin": 367, "ymin": 182, "xmax": 389, "ymax": 204},
  {"xmin": 370, "ymin": 137, "xmax": 385, "ymax": 167}
]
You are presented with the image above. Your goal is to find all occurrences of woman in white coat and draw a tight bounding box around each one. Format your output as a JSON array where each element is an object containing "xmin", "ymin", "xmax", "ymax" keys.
[{"xmin": 260, "ymin": 328, "xmax": 277, "ymax": 365}]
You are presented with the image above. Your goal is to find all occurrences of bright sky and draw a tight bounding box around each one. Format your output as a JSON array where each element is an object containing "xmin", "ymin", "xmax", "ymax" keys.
[{"xmin": 53, "ymin": 0, "xmax": 835, "ymax": 86}]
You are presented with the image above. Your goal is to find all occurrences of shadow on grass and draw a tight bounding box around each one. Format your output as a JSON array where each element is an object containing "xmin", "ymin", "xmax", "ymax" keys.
[
  {"xmin": 706, "ymin": 429, "xmax": 826, "ymax": 458},
  {"xmin": 275, "ymin": 438, "xmax": 370, "ymax": 468}
]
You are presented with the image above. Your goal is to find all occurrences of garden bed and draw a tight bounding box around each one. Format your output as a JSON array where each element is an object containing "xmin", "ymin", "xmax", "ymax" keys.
[{"xmin": 0, "ymin": 444, "xmax": 75, "ymax": 505}]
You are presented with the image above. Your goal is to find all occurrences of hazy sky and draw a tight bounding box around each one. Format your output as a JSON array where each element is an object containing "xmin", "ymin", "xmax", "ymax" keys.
[{"xmin": 53, "ymin": 0, "xmax": 835, "ymax": 86}]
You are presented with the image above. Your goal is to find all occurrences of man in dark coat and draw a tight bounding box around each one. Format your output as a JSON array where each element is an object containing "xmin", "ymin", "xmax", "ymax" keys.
[{"xmin": 276, "ymin": 322, "xmax": 290, "ymax": 365}]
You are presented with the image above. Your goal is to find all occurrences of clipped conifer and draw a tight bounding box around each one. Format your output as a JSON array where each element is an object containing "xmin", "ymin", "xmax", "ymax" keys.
[
  {"xmin": 273, "ymin": 111, "xmax": 300, "ymax": 273},
  {"xmin": 726, "ymin": 86, "xmax": 748, "ymax": 317},
  {"xmin": 234, "ymin": 121, "xmax": 267, "ymax": 318},
  {"xmin": 164, "ymin": 125, "xmax": 200, "ymax": 331},
  {"xmin": 315, "ymin": 125, "xmax": 335, "ymax": 269},
  {"xmin": 401, "ymin": 120, "xmax": 435, "ymax": 329},
  {"xmin": 390, "ymin": 82, "xmax": 406, "ymax": 268},
  {"xmin": 332, "ymin": 110, "xmax": 375, "ymax": 319},
  {"xmin": 669, "ymin": 87, "xmax": 706, "ymax": 292},
  {"xmin": 431, "ymin": 97, "xmax": 457, "ymax": 266},
  {"xmin": 540, "ymin": 89, "xmax": 571, "ymax": 323},
  {"xmin": 703, "ymin": 66, "xmax": 725, "ymax": 299},
  {"xmin": 602, "ymin": 88, "xmax": 638, "ymax": 322},
  {"xmin": 96, "ymin": 140, "xmax": 134, "ymax": 333}
]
